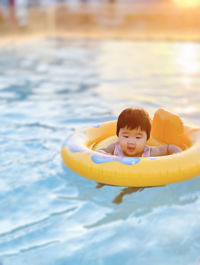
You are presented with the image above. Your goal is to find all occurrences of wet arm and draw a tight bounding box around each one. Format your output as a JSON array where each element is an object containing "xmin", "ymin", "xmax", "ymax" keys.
[
  {"xmin": 151, "ymin": 144, "xmax": 182, "ymax": 156},
  {"xmin": 97, "ymin": 142, "xmax": 116, "ymax": 155}
]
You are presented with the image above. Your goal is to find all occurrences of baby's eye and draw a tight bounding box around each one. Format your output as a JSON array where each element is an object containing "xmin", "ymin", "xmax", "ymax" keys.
[
  {"xmin": 136, "ymin": 136, "xmax": 141, "ymax": 139},
  {"xmin": 123, "ymin": 135, "xmax": 129, "ymax": 138}
]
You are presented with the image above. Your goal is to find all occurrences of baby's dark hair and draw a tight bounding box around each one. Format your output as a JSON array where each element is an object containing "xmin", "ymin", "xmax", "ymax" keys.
[{"xmin": 116, "ymin": 107, "xmax": 151, "ymax": 140}]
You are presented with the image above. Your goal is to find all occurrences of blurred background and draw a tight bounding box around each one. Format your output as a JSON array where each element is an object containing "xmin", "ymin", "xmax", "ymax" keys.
[{"xmin": 1, "ymin": 0, "xmax": 200, "ymax": 41}]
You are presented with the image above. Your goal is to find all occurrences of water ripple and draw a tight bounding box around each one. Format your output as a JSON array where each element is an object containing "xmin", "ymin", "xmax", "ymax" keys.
[{"xmin": 0, "ymin": 39, "xmax": 200, "ymax": 265}]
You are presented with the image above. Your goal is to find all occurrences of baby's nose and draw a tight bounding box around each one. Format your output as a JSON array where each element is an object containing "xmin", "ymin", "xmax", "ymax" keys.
[{"xmin": 128, "ymin": 137, "xmax": 136, "ymax": 144}]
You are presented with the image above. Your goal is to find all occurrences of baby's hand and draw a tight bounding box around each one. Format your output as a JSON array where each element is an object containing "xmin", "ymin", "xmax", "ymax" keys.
[
  {"xmin": 182, "ymin": 143, "xmax": 189, "ymax": 150},
  {"xmin": 151, "ymin": 144, "xmax": 182, "ymax": 156},
  {"xmin": 97, "ymin": 150, "xmax": 112, "ymax": 155},
  {"xmin": 167, "ymin": 144, "xmax": 182, "ymax": 154}
]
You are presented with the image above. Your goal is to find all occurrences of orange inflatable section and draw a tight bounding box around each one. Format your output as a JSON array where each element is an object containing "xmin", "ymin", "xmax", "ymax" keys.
[{"xmin": 151, "ymin": 108, "xmax": 191, "ymax": 149}]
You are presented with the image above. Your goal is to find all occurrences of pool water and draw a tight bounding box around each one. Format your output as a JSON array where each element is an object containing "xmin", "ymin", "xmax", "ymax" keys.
[{"xmin": 0, "ymin": 38, "xmax": 200, "ymax": 265}]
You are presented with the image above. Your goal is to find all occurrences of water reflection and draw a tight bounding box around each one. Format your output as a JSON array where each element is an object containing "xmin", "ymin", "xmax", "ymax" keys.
[
  {"xmin": 95, "ymin": 40, "xmax": 200, "ymax": 121},
  {"xmin": 0, "ymin": 39, "xmax": 200, "ymax": 265},
  {"xmin": 175, "ymin": 43, "xmax": 200, "ymax": 75}
]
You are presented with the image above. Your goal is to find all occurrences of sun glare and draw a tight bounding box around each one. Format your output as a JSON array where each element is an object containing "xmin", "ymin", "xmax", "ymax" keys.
[{"xmin": 173, "ymin": 0, "xmax": 200, "ymax": 8}]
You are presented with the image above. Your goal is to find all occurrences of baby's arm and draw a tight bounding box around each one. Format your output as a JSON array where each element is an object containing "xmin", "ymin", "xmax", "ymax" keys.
[
  {"xmin": 97, "ymin": 142, "xmax": 116, "ymax": 155},
  {"xmin": 150, "ymin": 144, "xmax": 182, "ymax": 156}
]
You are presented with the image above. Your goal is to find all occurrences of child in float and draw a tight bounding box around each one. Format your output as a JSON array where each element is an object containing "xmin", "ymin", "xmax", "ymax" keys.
[{"xmin": 98, "ymin": 107, "xmax": 182, "ymax": 157}]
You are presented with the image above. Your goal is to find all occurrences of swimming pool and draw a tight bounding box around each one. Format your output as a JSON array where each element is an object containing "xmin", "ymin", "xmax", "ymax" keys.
[{"xmin": 0, "ymin": 38, "xmax": 200, "ymax": 265}]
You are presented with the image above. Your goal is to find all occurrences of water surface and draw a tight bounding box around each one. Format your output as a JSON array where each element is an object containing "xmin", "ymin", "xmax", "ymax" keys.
[{"xmin": 0, "ymin": 38, "xmax": 200, "ymax": 265}]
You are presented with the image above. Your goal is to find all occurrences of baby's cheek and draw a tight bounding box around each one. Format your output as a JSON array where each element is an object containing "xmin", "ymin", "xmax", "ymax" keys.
[{"xmin": 121, "ymin": 140, "xmax": 126, "ymax": 145}]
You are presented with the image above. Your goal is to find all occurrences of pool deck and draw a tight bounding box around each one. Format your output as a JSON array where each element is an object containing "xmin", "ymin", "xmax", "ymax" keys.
[{"xmin": 1, "ymin": 2, "xmax": 200, "ymax": 47}]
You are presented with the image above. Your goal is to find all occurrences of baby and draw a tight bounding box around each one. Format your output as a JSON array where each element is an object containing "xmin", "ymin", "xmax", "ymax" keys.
[{"xmin": 98, "ymin": 107, "xmax": 182, "ymax": 157}]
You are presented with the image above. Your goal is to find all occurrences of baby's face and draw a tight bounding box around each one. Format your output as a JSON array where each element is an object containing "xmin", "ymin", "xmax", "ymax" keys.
[{"xmin": 118, "ymin": 126, "xmax": 147, "ymax": 157}]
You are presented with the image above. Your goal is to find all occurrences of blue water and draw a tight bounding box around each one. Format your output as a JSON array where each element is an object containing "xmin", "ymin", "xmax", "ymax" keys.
[{"xmin": 0, "ymin": 38, "xmax": 200, "ymax": 265}]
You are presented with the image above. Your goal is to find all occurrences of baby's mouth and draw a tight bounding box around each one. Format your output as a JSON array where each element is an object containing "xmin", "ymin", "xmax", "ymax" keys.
[{"xmin": 127, "ymin": 147, "xmax": 135, "ymax": 152}]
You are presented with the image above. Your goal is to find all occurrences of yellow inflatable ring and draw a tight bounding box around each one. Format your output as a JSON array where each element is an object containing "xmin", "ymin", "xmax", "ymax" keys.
[{"xmin": 61, "ymin": 109, "xmax": 200, "ymax": 187}]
